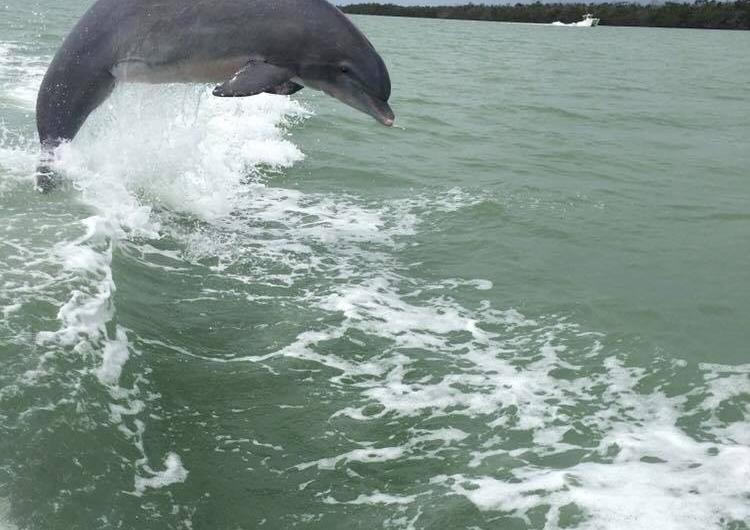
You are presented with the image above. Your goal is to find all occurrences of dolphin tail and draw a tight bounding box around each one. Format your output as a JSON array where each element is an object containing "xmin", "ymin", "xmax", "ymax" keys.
[
  {"xmin": 35, "ymin": 164, "xmax": 60, "ymax": 193},
  {"xmin": 36, "ymin": 65, "xmax": 116, "ymax": 150},
  {"xmin": 35, "ymin": 64, "xmax": 115, "ymax": 192},
  {"xmin": 33, "ymin": 142, "xmax": 60, "ymax": 193}
]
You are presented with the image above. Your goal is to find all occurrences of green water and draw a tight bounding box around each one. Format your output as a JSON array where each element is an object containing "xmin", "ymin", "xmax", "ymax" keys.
[{"xmin": 1, "ymin": 3, "xmax": 749, "ymax": 529}]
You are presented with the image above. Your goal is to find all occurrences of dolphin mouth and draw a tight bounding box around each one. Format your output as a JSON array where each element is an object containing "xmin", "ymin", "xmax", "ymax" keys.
[
  {"xmin": 317, "ymin": 80, "xmax": 395, "ymax": 127},
  {"xmin": 366, "ymin": 94, "xmax": 395, "ymax": 127}
]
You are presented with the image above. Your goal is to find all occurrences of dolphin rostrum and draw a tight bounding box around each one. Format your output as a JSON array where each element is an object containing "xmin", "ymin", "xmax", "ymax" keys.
[{"xmin": 35, "ymin": 0, "xmax": 394, "ymax": 190}]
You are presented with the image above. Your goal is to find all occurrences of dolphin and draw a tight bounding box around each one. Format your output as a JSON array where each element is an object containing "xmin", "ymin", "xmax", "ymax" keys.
[{"xmin": 35, "ymin": 0, "xmax": 394, "ymax": 191}]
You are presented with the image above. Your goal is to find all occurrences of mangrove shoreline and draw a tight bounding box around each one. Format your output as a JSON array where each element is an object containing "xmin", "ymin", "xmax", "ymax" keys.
[{"xmin": 341, "ymin": 1, "xmax": 750, "ymax": 30}]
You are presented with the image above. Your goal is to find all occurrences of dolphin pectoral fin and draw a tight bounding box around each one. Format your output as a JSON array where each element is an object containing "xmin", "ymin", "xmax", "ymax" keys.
[
  {"xmin": 265, "ymin": 81, "xmax": 304, "ymax": 96},
  {"xmin": 213, "ymin": 61, "xmax": 292, "ymax": 97}
]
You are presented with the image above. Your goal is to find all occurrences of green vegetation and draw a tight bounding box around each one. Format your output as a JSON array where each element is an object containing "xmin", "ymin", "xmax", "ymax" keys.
[{"xmin": 341, "ymin": 1, "xmax": 750, "ymax": 29}]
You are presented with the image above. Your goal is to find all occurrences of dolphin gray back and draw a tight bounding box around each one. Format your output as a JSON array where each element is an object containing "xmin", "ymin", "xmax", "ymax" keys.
[{"xmin": 36, "ymin": 0, "xmax": 390, "ymax": 150}]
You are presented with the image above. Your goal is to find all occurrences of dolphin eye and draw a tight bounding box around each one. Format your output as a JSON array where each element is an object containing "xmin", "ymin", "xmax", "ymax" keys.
[{"xmin": 339, "ymin": 65, "xmax": 349, "ymax": 73}]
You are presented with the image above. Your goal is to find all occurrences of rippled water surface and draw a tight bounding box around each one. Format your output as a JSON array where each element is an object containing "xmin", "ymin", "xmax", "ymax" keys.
[{"xmin": 1, "ymin": 3, "xmax": 749, "ymax": 529}]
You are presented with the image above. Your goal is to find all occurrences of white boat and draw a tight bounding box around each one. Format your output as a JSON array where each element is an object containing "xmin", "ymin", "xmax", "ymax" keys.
[
  {"xmin": 551, "ymin": 14, "xmax": 600, "ymax": 27},
  {"xmin": 577, "ymin": 13, "xmax": 600, "ymax": 26}
]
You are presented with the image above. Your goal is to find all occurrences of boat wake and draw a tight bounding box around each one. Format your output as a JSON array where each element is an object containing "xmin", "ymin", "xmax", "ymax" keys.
[{"xmin": 0, "ymin": 40, "xmax": 748, "ymax": 530}]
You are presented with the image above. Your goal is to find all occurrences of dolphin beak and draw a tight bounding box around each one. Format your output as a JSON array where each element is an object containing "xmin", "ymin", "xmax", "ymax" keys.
[
  {"xmin": 351, "ymin": 90, "xmax": 394, "ymax": 127},
  {"xmin": 368, "ymin": 96, "xmax": 395, "ymax": 127},
  {"xmin": 318, "ymin": 80, "xmax": 395, "ymax": 127}
]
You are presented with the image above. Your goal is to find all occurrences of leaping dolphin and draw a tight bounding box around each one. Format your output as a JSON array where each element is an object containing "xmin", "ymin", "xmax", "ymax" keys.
[{"xmin": 35, "ymin": 0, "xmax": 394, "ymax": 191}]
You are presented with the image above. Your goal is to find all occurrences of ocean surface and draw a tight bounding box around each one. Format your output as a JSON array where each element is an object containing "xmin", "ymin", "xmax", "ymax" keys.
[{"xmin": 1, "ymin": 2, "xmax": 749, "ymax": 529}]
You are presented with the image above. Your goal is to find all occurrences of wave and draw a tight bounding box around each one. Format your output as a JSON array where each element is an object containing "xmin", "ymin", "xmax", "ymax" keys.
[
  {"xmin": 0, "ymin": 55, "xmax": 312, "ymax": 519},
  {"xmin": 0, "ymin": 39, "xmax": 748, "ymax": 530}
]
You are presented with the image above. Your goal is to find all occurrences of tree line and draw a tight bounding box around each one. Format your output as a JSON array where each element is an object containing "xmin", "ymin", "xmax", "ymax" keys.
[{"xmin": 341, "ymin": 1, "xmax": 750, "ymax": 29}]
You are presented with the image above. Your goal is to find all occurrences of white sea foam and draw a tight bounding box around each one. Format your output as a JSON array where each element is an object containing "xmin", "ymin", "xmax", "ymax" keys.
[
  {"xmin": 134, "ymin": 453, "xmax": 189, "ymax": 496},
  {"xmin": 263, "ymin": 269, "xmax": 750, "ymax": 529},
  {"xmin": 143, "ymin": 159, "xmax": 748, "ymax": 530},
  {"xmin": 437, "ymin": 428, "xmax": 750, "ymax": 529},
  {"xmin": 96, "ymin": 327, "xmax": 131, "ymax": 386},
  {"xmin": 324, "ymin": 492, "xmax": 420, "ymax": 505},
  {"xmin": 0, "ymin": 42, "xmax": 47, "ymax": 191},
  {"xmin": 2, "ymin": 36, "xmax": 748, "ymax": 530},
  {"xmin": 0, "ymin": 128, "xmax": 39, "ymax": 191},
  {"xmin": 15, "ymin": 82, "xmax": 311, "ymax": 504},
  {"xmin": 299, "ymin": 446, "xmax": 405, "ymax": 471},
  {"xmin": 0, "ymin": 497, "xmax": 18, "ymax": 530},
  {"xmin": 0, "ymin": 42, "xmax": 47, "ymax": 109},
  {"xmin": 34, "ymin": 216, "xmax": 116, "ymax": 348},
  {"xmin": 699, "ymin": 362, "xmax": 750, "ymax": 410},
  {"xmin": 54, "ymin": 84, "xmax": 308, "ymax": 225}
]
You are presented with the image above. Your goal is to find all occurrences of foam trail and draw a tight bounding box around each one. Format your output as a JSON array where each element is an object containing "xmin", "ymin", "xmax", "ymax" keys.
[
  {"xmin": 0, "ymin": 79, "xmax": 311, "ymax": 518},
  {"xmin": 0, "ymin": 499, "xmax": 18, "ymax": 530},
  {"xmin": 134, "ymin": 453, "xmax": 189, "ymax": 496},
  {"xmin": 3, "ymin": 32, "xmax": 748, "ymax": 530},
  {"xmin": 96, "ymin": 327, "xmax": 131, "ymax": 386},
  {"xmin": 241, "ymin": 264, "xmax": 750, "ymax": 529},
  {"xmin": 54, "ymin": 84, "xmax": 308, "ymax": 224}
]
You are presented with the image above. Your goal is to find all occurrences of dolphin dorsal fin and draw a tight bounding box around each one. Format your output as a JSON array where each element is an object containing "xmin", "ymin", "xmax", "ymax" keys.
[{"xmin": 213, "ymin": 61, "xmax": 292, "ymax": 97}]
